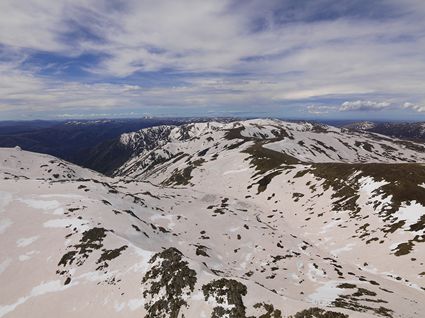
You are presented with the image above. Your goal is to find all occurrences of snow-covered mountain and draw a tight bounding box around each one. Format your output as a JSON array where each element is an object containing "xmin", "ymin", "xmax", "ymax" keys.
[
  {"xmin": 114, "ymin": 119, "xmax": 425, "ymax": 180},
  {"xmin": 343, "ymin": 122, "xmax": 377, "ymax": 131},
  {"xmin": 1, "ymin": 119, "xmax": 425, "ymax": 318}
]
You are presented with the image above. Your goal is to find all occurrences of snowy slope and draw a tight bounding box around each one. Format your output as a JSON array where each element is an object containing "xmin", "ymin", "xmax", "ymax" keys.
[
  {"xmin": 115, "ymin": 119, "xmax": 425, "ymax": 181},
  {"xmin": 0, "ymin": 147, "xmax": 102, "ymax": 180},
  {"xmin": 0, "ymin": 149, "xmax": 293, "ymax": 318},
  {"xmin": 1, "ymin": 118, "xmax": 425, "ymax": 318}
]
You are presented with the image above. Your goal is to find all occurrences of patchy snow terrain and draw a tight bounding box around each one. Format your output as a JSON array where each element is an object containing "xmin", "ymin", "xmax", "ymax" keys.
[{"xmin": 1, "ymin": 119, "xmax": 424, "ymax": 318}]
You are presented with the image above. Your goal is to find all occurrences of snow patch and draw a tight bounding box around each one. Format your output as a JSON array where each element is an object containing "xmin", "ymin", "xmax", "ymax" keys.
[
  {"xmin": 19, "ymin": 198, "xmax": 60, "ymax": 211},
  {"xmin": 307, "ymin": 263, "xmax": 326, "ymax": 282},
  {"xmin": 39, "ymin": 194, "xmax": 84, "ymax": 199},
  {"xmin": 0, "ymin": 258, "xmax": 12, "ymax": 275},
  {"xmin": 331, "ymin": 243, "xmax": 356, "ymax": 256},
  {"xmin": 0, "ymin": 191, "xmax": 12, "ymax": 213},
  {"xmin": 223, "ymin": 168, "xmax": 249, "ymax": 175},
  {"xmin": 18, "ymin": 255, "xmax": 31, "ymax": 261},
  {"xmin": 18, "ymin": 250, "xmax": 39, "ymax": 262},
  {"xmin": 0, "ymin": 219, "xmax": 12, "ymax": 234},
  {"xmin": 359, "ymin": 176, "xmax": 388, "ymax": 195},
  {"xmin": 127, "ymin": 298, "xmax": 144, "ymax": 311},
  {"xmin": 114, "ymin": 302, "xmax": 126, "ymax": 312},
  {"xmin": 319, "ymin": 219, "xmax": 341, "ymax": 233},
  {"xmin": 308, "ymin": 281, "xmax": 344, "ymax": 306},
  {"xmin": 43, "ymin": 218, "xmax": 90, "ymax": 231},
  {"xmin": 127, "ymin": 246, "xmax": 155, "ymax": 273},
  {"xmin": 53, "ymin": 208, "xmax": 64, "ymax": 215},
  {"xmin": 150, "ymin": 214, "xmax": 173, "ymax": 222},
  {"xmin": 16, "ymin": 236, "xmax": 39, "ymax": 247},
  {"xmin": 393, "ymin": 201, "xmax": 424, "ymax": 229},
  {"xmin": 0, "ymin": 280, "xmax": 70, "ymax": 317}
]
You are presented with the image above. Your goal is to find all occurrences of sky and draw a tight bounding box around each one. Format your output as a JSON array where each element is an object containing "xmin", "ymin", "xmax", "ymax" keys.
[{"xmin": 1, "ymin": 0, "xmax": 425, "ymax": 121}]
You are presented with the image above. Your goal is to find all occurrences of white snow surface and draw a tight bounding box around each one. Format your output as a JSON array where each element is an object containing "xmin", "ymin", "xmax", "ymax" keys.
[{"xmin": 0, "ymin": 119, "xmax": 424, "ymax": 318}]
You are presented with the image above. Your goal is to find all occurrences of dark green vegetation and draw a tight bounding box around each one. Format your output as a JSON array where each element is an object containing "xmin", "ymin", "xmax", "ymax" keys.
[
  {"xmin": 252, "ymin": 303, "xmax": 282, "ymax": 318},
  {"xmin": 289, "ymin": 307, "xmax": 348, "ymax": 318},
  {"xmin": 256, "ymin": 171, "xmax": 282, "ymax": 193},
  {"xmin": 320, "ymin": 163, "xmax": 425, "ymax": 216},
  {"xmin": 333, "ymin": 283, "xmax": 393, "ymax": 317},
  {"xmin": 202, "ymin": 278, "xmax": 248, "ymax": 318},
  {"xmin": 225, "ymin": 124, "xmax": 425, "ymax": 258},
  {"xmin": 142, "ymin": 248, "xmax": 197, "ymax": 318},
  {"xmin": 294, "ymin": 162, "xmax": 425, "ymax": 255},
  {"xmin": 224, "ymin": 125, "xmax": 299, "ymax": 194},
  {"xmin": 295, "ymin": 159, "xmax": 425, "ymax": 256},
  {"xmin": 224, "ymin": 126, "xmax": 247, "ymax": 140},
  {"xmin": 224, "ymin": 123, "xmax": 425, "ymax": 257},
  {"xmin": 56, "ymin": 227, "xmax": 130, "ymax": 284},
  {"xmin": 224, "ymin": 125, "xmax": 299, "ymax": 175},
  {"xmin": 163, "ymin": 158, "xmax": 205, "ymax": 186},
  {"xmin": 243, "ymin": 142, "xmax": 298, "ymax": 174},
  {"xmin": 195, "ymin": 244, "xmax": 209, "ymax": 257},
  {"xmin": 206, "ymin": 197, "xmax": 234, "ymax": 216},
  {"xmin": 164, "ymin": 165, "xmax": 194, "ymax": 186},
  {"xmin": 201, "ymin": 279, "xmax": 282, "ymax": 318},
  {"xmin": 306, "ymin": 163, "xmax": 361, "ymax": 216},
  {"xmin": 58, "ymin": 227, "xmax": 108, "ymax": 268},
  {"xmin": 57, "ymin": 227, "xmax": 130, "ymax": 284},
  {"xmin": 96, "ymin": 245, "xmax": 128, "ymax": 270}
]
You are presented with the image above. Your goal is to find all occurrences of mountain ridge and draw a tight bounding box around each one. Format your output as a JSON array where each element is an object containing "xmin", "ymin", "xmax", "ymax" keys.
[{"xmin": 0, "ymin": 118, "xmax": 424, "ymax": 318}]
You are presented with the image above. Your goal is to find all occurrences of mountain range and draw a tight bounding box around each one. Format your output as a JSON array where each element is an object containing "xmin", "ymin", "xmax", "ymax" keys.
[
  {"xmin": 0, "ymin": 119, "xmax": 424, "ymax": 318},
  {"xmin": 343, "ymin": 121, "xmax": 425, "ymax": 142},
  {"xmin": 0, "ymin": 118, "xmax": 220, "ymax": 168}
]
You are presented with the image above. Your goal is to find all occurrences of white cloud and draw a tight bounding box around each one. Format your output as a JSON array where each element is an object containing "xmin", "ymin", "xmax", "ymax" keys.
[
  {"xmin": 339, "ymin": 100, "xmax": 391, "ymax": 112},
  {"xmin": 403, "ymin": 102, "xmax": 425, "ymax": 113},
  {"xmin": 307, "ymin": 105, "xmax": 337, "ymax": 115},
  {"xmin": 0, "ymin": 1, "xmax": 68, "ymax": 52},
  {"xmin": 1, "ymin": 1, "xmax": 425, "ymax": 117}
]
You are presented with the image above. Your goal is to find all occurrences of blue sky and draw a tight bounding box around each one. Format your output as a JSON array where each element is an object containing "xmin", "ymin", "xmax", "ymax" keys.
[{"xmin": 1, "ymin": 0, "xmax": 425, "ymax": 120}]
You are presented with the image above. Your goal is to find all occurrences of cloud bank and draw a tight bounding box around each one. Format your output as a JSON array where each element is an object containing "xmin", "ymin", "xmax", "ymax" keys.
[{"xmin": 340, "ymin": 101, "xmax": 391, "ymax": 112}]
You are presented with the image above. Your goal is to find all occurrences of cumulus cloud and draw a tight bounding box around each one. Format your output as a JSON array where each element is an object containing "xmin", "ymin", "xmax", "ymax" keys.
[
  {"xmin": 339, "ymin": 100, "xmax": 391, "ymax": 111},
  {"xmin": 402, "ymin": 102, "xmax": 425, "ymax": 113},
  {"xmin": 307, "ymin": 105, "xmax": 337, "ymax": 115}
]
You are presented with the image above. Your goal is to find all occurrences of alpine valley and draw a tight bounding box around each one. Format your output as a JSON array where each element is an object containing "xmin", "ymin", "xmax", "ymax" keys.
[{"xmin": 1, "ymin": 119, "xmax": 424, "ymax": 318}]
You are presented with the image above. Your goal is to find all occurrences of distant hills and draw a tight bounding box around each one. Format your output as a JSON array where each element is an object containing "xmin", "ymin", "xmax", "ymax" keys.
[
  {"xmin": 0, "ymin": 118, "xmax": 228, "ymax": 169},
  {"xmin": 343, "ymin": 121, "xmax": 425, "ymax": 142},
  {"xmin": 2, "ymin": 119, "xmax": 425, "ymax": 175}
]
